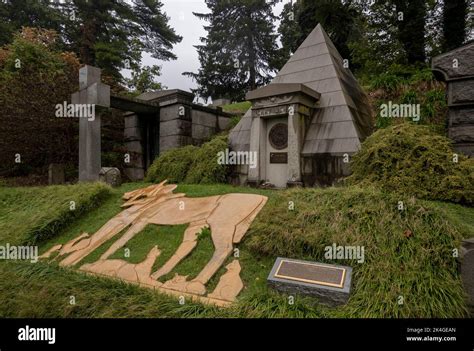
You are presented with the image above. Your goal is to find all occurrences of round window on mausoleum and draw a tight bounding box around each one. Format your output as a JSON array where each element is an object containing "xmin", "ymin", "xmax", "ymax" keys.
[{"xmin": 268, "ymin": 123, "xmax": 288, "ymax": 150}]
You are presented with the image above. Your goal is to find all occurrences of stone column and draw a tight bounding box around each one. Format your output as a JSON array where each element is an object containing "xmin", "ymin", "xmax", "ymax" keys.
[
  {"xmin": 123, "ymin": 112, "xmax": 145, "ymax": 181},
  {"xmin": 248, "ymin": 115, "xmax": 265, "ymax": 185},
  {"xmin": 71, "ymin": 66, "xmax": 110, "ymax": 182},
  {"xmin": 287, "ymin": 105, "xmax": 303, "ymax": 186},
  {"xmin": 78, "ymin": 113, "xmax": 101, "ymax": 181}
]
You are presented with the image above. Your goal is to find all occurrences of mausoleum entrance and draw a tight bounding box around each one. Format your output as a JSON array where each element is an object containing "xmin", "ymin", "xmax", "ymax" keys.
[
  {"xmin": 266, "ymin": 118, "xmax": 288, "ymax": 188},
  {"xmin": 245, "ymin": 83, "xmax": 320, "ymax": 188}
]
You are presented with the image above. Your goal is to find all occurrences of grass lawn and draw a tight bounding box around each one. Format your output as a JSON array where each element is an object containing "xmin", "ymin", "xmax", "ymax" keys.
[
  {"xmin": 0, "ymin": 182, "xmax": 472, "ymax": 318},
  {"xmin": 0, "ymin": 182, "xmax": 111, "ymax": 246},
  {"xmin": 221, "ymin": 101, "xmax": 251, "ymax": 115}
]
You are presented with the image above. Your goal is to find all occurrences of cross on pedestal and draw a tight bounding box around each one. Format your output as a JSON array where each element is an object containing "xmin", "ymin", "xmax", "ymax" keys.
[{"xmin": 71, "ymin": 65, "xmax": 111, "ymax": 182}]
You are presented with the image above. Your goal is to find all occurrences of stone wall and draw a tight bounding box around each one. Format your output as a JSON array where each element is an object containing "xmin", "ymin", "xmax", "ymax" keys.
[
  {"xmin": 432, "ymin": 42, "xmax": 474, "ymax": 156},
  {"xmin": 123, "ymin": 112, "xmax": 147, "ymax": 181},
  {"xmin": 123, "ymin": 90, "xmax": 231, "ymax": 181},
  {"xmin": 302, "ymin": 155, "xmax": 351, "ymax": 187}
]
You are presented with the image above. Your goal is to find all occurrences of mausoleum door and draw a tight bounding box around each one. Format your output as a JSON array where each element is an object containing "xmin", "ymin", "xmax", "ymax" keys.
[
  {"xmin": 265, "ymin": 117, "xmax": 288, "ymax": 188},
  {"xmin": 144, "ymin": 116, "xmax": 160, "ymax": 170}
]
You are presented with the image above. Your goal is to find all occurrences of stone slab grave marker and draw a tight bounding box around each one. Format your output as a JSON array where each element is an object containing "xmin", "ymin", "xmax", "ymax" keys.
[
  {"xmin": 268, "ymin": 257, "xmax": 352, "ymax": 306},
  {"xmin": 48, "ymin": 163, "xmax": 65, "ymax": 185}
]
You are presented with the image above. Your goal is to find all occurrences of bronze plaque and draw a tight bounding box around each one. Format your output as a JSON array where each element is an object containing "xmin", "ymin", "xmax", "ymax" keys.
[
  {"xmin": 270, "ymin": 152, "xmax": 288, "ymax": 164},
  {"xmin": 274, "ymin": 260, "xmax": 346, "ymax": 288},
  {"xmin": 268, "ymin": 123, "xmax": 288, "ymax": 150}
]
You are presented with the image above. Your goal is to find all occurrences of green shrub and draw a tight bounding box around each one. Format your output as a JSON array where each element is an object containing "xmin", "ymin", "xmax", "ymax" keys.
[
  {"xmin": 185, "ymin": 135, "xmax": 230, "ymax": 184},
  {"xmin": 145, "ymin": 145, "xmax": 198, "ymax": 183},
  {"xmin": 347, "ymin": 123, "xmax": 474, "ymax": 205},
  {"xmin": 370, "ymin": 73, "xmax": 405, "ymax": 93},
  {"xmin": 146, "ymin": 135, "xmax": 230, "ymax": 184}
]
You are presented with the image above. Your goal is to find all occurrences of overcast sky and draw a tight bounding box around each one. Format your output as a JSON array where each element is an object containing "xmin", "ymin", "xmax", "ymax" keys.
[{"xmin": 128, "ymin": 0, "xmax": 288, "ymax": 93}]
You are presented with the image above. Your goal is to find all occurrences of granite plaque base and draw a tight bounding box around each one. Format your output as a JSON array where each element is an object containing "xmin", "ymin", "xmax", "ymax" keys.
[{"xmin": 267, "ymin": 257, "xmax": 352, "ymax": 306}]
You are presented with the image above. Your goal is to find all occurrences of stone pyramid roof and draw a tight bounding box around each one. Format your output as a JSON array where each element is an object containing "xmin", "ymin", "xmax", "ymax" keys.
[{"xmin": 229, "ymin": 24, "xmax": 373, "ymax": 156}]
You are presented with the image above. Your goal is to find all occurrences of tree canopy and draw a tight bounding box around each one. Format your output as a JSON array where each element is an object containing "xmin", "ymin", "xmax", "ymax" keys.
[
  {"xmin": 0, "ymin": 0, "xmax": 182, "ymax": 84},
  {"xmin": 184, "ymin": 0, "xmax": 280, "ymax": 102}
]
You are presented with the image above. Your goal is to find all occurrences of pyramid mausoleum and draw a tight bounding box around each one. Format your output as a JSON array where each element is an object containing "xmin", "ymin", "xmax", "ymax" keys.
[{"xmin": 229, "ymin": 24, "xmax": 373, "ymax": 187}]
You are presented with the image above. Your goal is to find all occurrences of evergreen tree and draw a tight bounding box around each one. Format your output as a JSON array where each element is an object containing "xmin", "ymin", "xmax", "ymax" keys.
[
  {"xmin": 393, "ymin": 0, "xmax": 427, "ymax": 64},
  {"xmin": 0, "ymin": 0, "xmax": 65, "ymax": 46},
  {"xmin": 184, "ymin": 0, "xmax": 280, "ymax": 102},
  {"xmin": 126, "ymin": 65, "xmax": 165, "ymax": 95},
  {"xmin": 425, "ymin": 0, "xmax": 444, "ymax": 58},
  {"xmin": 442, "ymin": 0, "xmax": 468, "ymax": 51},
  {"xmin": 277, "ymin": 1, "xmax": 302, "ymax": 65},
  {"xmin": 0, "ymin": 0, "xmax": 182, "ymax": 83},
  {"xmin": 60, "ymin": 0, "xmax": 182, "ymax": 82},
  {"xmin": 297, "ymin": 0, "xmax": 361, "ymax": 64}
]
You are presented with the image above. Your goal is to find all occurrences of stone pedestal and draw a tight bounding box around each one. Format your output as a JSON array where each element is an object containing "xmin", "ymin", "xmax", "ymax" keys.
[{"xmin": 48, "ymin": 163, "xmax": 65, "ymax": 185}]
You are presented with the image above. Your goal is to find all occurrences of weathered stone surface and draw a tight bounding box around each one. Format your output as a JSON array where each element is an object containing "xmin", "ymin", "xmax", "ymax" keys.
[
  {"xmin": 453, "ymin": 143, "xmax": 474, "ymax": 157},
  {"xmin": 160, "ymin": 135, "xmax": 193, "ymax": 152},
  {"xmin": 449, "ymin": 80, "xmax": 474, "ymax": 105},
  {"xmin": 192, "ymin": 110, "xmax": 218, "ymax": 128},
  {"xmin": 461, "ymin": 238, "xmax": 474, "ymax": 315},
  {"xmin": 123, "ymin": 167, "xmax": 144, "ymax": 181},
  {"xmin": 448, "ymin": 125, "xmax": 474, "ymax": 143},
  {"xmin": 124, "ymin": 114, "xmax": 140, "ymax": 129},
  {"xmin": 48, "ymin": 163, "xmax": 65, "ymax": 185},
  {"xmin": 218, "ymin": 117, "xmax": 231, "ymax": 130},
  {"xmin": 448, "ymin": 108, "xmax": 474, "ymax": 126},
  {"xmin": 124, "ymin": 126, "xmax": 142, "ymax": 140},
  {"xmin": 432, "ymin": 43, "xmax": 474, "ymax": 80},
  {"xmin": 99, "ymin": 167, "xmax": 121, "ymax": 187},
  {"xmin": 73, "ymin": 66, "xmax": 112, "ymax": 182},
  {"xmin": 211, "ymin": 98, "xmax": 231, "ymax": 106},
  {"xmin": 159, "ymin": 119, "xmax": 191, "ymax": 137},
  {"xmin": 229, "ymin": 24, "xmax": 372, "ymax": 187},
  {"xmin": 78, "ymin": 114, "xmax": 102, "ymax": 182},
  {"xmin": 192, "ymin": 124, "xmax": 215, "ymax": 141},
  {"xmin": 432, "ymin": 42, "xmax": 474, "ymax": 157},
  {"xmin": 267, "ymin": 257, "xmax": 352, "ymax": 307},
  {"xmin": 79, "ymin": 65, "xmax": 101, "ymax": 90},
  {"xmin": 159, "ymin": 105, "xmax": 190, "ymax": 122}
]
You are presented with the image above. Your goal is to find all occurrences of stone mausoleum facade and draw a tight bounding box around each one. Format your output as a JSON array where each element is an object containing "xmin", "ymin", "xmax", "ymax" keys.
[
  {"xmin": 432, "ymin": 41, "xmax": 474, "ymax": 157},
  {"xmin": 229, "ymin": 24, "xmax": 373, "ymax": 188},
  {"xmin": 72, "ymin": 65, "xmax": 231, "ymax": 182},
  {"xmin": 123, "ymin": 90, "xmax": 232, "ymax": 180}
]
